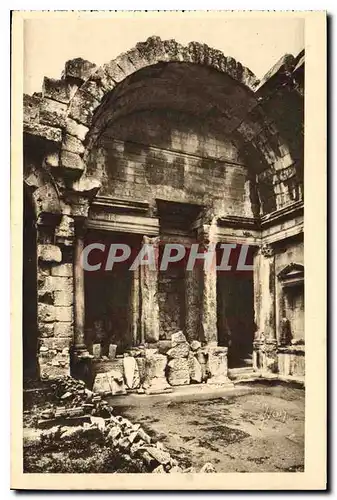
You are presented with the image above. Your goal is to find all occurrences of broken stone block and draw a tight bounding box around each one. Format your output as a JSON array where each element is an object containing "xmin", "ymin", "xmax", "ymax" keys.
[
  {"xmin": 63, "ymin": 133, "xmax": 85, "ymax": 155},
  {"xmin": 143, "ymin": 354, "xmax": 171, "ymax": 394},
  {"xmin": 188, "ymin": 354, "xmax": 202, "ymax": 383},
  {"xmin": 60, "ymin": 425, "xmax": 84, "ymax": 440},
  {"xmin": 110, "ymin": 370, "xmax": 127, "ymax": 395},
  {"xmin": 23, "ymin": 94, "xmax": 41, "ymax": 123},
  {"xmin": 145, "ymin": 446, "xmax": 171, "ymax": 465},
  {"xmin": 123, "ymin": 356, "xmax": 141, "ymax": 389},
  {"xmin": 92, "ymin": 344, "xmax": 101, "ymax": 359},
  {"xmin": 118, "ymin": 436, "xmax": 131, "ymax": 451},
  {"xmin": 42, "ymin": 76, "xmax": 73, "ymax": 104},
  {"xmin": 207, "ymin": 346, "xmax": 232, "ymax": 386},
  {"xmin": 144, "ymin": 348, "xmax": 159, "ymax": 357},
  {"xmin": 199, "ymin": 462, "xmax": 216, "ymax": 473},
  {"xmin": 169, "ymin": 465, "xmax": 183, "ymax": 473},
  {"xmin": 64, "ymin": 58, "xmax": 97, "ymax": 82},
  {"xmin": 157, "ymin": 340, "xmax": 172, "ymax": 354},
  {"xmin": 171, "ymin": 331, "xmax": 187, "ymax": 347},
  {"xmin": 90, "ymin": 416, "xmax": 105, "ymax": 431},
  {"xmin": 166, "ymin": 342, "xmax": 190, "ymax": 359},
  {"xmin": 38, "ymin": 303, "xmax": 56, "ymax": 323},
  {"xmin": 190, "ymin": 340, "xmax": 202, "ymax": 351},
  {"xmin": 196, "ymin": 349, "xmax": 209, "ymax": 381},
  {"xmin": 40, "ymin": 98, "xmax": 67, "ymax": 128},
  {"xmin": 38, "ymin": 244, "xmax": 62, "ymax": 263},
  {"xmin": 107, "ymin": 425, "xmax": 122, "ymax": 441},
  {"xmin": 167, "ymin": 358, "xmax": 190, "ymax": 386},
  {"xmin": 39, "ymin": 323, "xmax": 54, "ymax": 338},
  {"xmin": 135, "ymin": 357, "xmax": 146, "ymax": 385},
  {"xmin": 108, "ymin": 344, "xmax": 117, "ymax": 359},
  {"xmin": 60, "ymin": 150, "xmax": 85, "ymax": 174},
  {"xmin": 136, "ymin": 427, "xmax": 152, "ymax": 445},
  {"xmin": 65, "ymin": 118, "xmax": 89, "ymax": 141},
  {"xmin": 24, "ymin": 121, "xmax": 62, "ymax": 143},
  {"xmin": 92, "ymin": 372, "xmax": 111, "ymax": 394},
  {"xmin": 152, "ymin": 465, "xmax": 166, "ymax": 473}
]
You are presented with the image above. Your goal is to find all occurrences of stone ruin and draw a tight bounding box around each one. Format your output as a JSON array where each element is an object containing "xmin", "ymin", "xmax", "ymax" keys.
[{"xmin": 91, "ymin": 331, "xmax": 232, "ymax": 396}]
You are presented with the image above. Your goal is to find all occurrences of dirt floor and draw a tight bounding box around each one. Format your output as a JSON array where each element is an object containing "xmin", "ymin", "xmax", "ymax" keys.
[{"xmin": 116, "ymin": 381, "xmax": 305, "ymax": 473}]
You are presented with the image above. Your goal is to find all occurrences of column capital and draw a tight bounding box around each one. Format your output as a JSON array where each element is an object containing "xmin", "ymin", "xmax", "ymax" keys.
[
  {"xmin": 142, "ymin": 235, "xmax": 160, "ymax": 247},
  {"xmin": 260, "ymin": 243, "xmax": 274, "ymax": 258}
]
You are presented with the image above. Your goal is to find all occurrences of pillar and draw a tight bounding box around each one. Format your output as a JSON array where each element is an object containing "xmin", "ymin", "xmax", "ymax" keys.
[
  {"xmin": 198, "ymin": 223, "xmax": 218, "ymax": 345},
  {"xmin": 197, "ymin": 220, "xmax": 232, "ymax": 386},
  {"xmin": 71, "ymin": 219, "xmax": 92, "ymax": 384},
  {"xmin": 37, "ymin": 214, "xmax": 74, "ymax": 380},
  {"xmin": 184, "ymin": 266, "xmax": 201, "ymax": 342},
  {"xmin": 130, "ymin": 267, "xmax": 141, "ymax": 345},
  {"xmin": 139, "ymin": 235, "xmax": 160, "ymax": 344},
  {"xmin": 253, "ymin": 243, "xmax": 278, "ymax": 373},
  {"xmin": 73, "ymin": 220, "xmax": 86, "ymax": 352}
]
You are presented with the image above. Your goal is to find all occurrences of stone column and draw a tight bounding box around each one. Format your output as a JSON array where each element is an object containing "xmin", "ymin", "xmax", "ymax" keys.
[
  {"xmin": 253, "ymin": 244, "xmax": 277, "ymax": 373},
  {"xmin": 184, "ymin": 266, "xmax": 201, "ymax": 342},
  {"xmin": 139, "ymin": 236, "xmax": 160, "ymax": 344},
  {"xmin": 73, "ymin": 220, "xmax": 86, "ymax": 351},
  {"xmin": 130, "ymin": 267, "xmax": 140, "ymax": 345},
  {"xmin": 198, "ymin": 223, "xmax": 218, "ymax": 345},
  {"xmin": 198, "ymin": 220, "xmax": 232, "ymax": 386}
]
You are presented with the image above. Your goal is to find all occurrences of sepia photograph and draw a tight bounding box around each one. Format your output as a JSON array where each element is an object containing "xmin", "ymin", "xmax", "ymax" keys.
[{"xmin": 11, "ymin": 10, "xmax": 326, "ymax": 490}]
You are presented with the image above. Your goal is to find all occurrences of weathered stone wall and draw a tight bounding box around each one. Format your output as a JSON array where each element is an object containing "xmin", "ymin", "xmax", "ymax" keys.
[
  {"xmin": 37, "ymin": 253, "xmax": 74, "ymax": 379},
  {"xmin": 158, "ymin": 268, "xmax": 185, "ymax": 340},
  {"xmin": 87, "ymin": 108, "xmax": 256, "ymax": 218}
]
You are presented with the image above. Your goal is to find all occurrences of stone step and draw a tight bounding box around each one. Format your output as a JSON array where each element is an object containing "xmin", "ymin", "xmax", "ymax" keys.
[{"xmin": 228, "ymin": 367, "xmax": 257, "ymax": 381}]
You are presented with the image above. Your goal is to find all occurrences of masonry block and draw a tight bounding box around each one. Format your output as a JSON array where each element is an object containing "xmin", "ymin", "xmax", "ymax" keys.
[
  {"xmin": 62, "ymin": 134, "xmax": 85, "ymax": 155},
  {"xmin": 43, "ymin": 77, "xmax": 75, "ymax": 104},
  {"xmin": 55, "ymin": 306, "xmax": 73, "ymax": 322},
  {"xmin": 65, "ymin": 118, "xmax": 89, "ymax": 141},
  {"xmin": 68, "ymin": 89, "xmax": 100, "ymax": 126},
  {"xmin": 39, "ymin": 98, "xmax": 67, "ymax": 128},
  {"xmin": 40, "ymin": 337, "xmax": 71, "ymax": 351},
  {"xmin": 60, "ymin": 150, "xmax": 85, "ymax": 174},
  {"xmin": 54, "ymin": 289, "xmax": 73, "ymax": 306},
  {"xmin": 39, "ymin": 323, "xmax": 54, "ymax": 338},
  {"xmin": 54, "ymin": 322, "xmax": 73, "ymax": 338},
  {"xmin": 64, "ymin": 58, "xmax": 97, "ymax": 82},
  {"xmin": 51, "ymin": 263, "xmax": 73, "ymax": 277},
  {"xmin": 23, "ymin": 94, "xmax": 41, "ymax": 123},
  {"xmin": 38, "ymin": 244, "xmax": 62, "ymax": 263},
  {"xmin": 23, "ymin": 122, "xmax": 62, "ymax": 143},
  {"xmin": 38, "ymin": 303, "xmax": 55, "ymax": 323}
]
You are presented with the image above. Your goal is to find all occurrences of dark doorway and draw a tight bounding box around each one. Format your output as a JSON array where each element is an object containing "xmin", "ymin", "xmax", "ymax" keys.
[
  {"xmin": 23, "ymin": 189, "xmax": 39, "ymax": 382},
  {"xmin": 217, "ymin": 272, "xmax": 254, "ymax": 368},
  {"xmin": 84, "ymin": 231, "xmax": 141, "ymax": 355}
]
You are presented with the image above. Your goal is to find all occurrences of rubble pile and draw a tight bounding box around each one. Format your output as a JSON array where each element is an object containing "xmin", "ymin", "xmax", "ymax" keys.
[
  {"xmin": 24, "ymin": 376, "xmax": 216, "ymax": 473},
  {"xmin": 92, "ymin": 331, "xmax": 231, "ymax": 395}
]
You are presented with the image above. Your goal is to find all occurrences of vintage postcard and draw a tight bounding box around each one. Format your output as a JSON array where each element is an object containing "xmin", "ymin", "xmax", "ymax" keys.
[{"xmin": 11, "ymin": 10, "xmax": 326, "ymax": 490}]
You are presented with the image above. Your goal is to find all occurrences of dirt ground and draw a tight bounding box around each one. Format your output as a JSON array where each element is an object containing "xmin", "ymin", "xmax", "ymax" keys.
[{"xmin": 117, "ymin": 381, "xmax": 305, "ymax": 473}]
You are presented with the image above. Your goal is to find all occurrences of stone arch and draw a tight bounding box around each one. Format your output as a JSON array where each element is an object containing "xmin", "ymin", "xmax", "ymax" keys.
[{"xmin": 24, "ymin": 36, "xmax": 302, "ymax": 213}]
